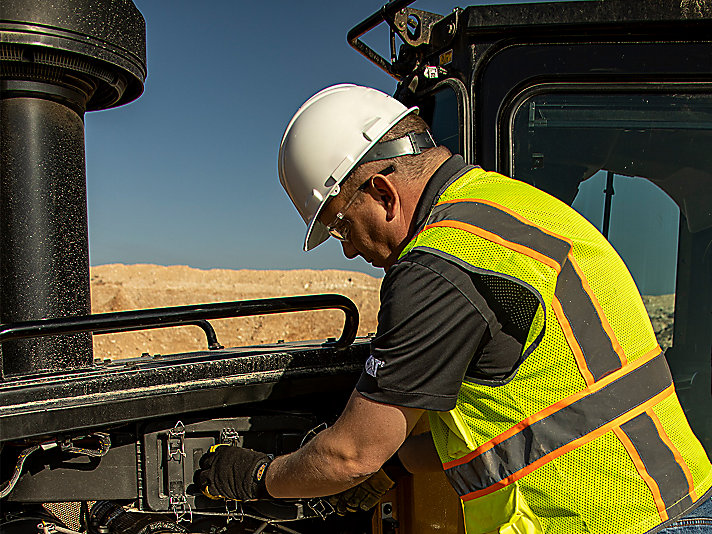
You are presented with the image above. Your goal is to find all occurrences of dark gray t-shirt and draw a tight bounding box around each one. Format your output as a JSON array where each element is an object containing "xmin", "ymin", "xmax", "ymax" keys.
[{"xmin": 355, "ymin": 156, "xmax": 532, "ymax": 412}]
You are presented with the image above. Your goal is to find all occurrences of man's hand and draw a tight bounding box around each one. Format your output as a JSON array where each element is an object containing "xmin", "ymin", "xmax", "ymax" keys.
[
  {"xmin": 327, "ymin": 469, "xmax": 394, "ymax": 515},
  {"xmin": 195, "ymin": 445, "xmax": 272, "ymax": 501}
]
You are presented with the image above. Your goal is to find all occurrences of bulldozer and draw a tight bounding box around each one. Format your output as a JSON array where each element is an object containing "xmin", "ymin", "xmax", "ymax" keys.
[{"xmin": 1, "ymin": 0, "xmax": 711, "ymax": 532}]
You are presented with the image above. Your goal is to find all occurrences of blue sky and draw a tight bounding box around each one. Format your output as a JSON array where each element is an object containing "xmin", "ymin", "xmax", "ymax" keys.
[{"xmin": 84, "ymin": 0, "xmax": 553, "ymax": 276}]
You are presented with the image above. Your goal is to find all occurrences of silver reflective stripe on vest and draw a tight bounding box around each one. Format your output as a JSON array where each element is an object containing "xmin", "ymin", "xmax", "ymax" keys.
[
  {"xmin": 555, "ymin": 260, "xmax": 624, "ymax": 380},
  {"xmin": 443, "ymin": 350, "xmax": 672, "ymax": 500},
  {"xmin": 620, "ymin": 413, "xmax": 694, "ymax": 517},
  {"xmin": 429, "ymin": 201, "xmax": 571, "ymax": 270}
]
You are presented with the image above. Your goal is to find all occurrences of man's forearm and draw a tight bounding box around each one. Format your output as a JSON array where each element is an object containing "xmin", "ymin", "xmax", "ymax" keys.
[
  {"xmin": 262, "ymin": 390, "xmax": 423, "ymax": 498},
  {"xmin": 264, "ymin": 426, "xmax": 378, "ymax": 498},
  {"xmin": 265, "ymin": 429, "xmax": 441, "ymax": 497}
]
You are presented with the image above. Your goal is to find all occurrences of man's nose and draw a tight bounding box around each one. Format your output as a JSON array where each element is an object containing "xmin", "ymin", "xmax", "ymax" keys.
[{"xmin": 341, "ymin": 241, "xmax": 358, "ymax": 259}]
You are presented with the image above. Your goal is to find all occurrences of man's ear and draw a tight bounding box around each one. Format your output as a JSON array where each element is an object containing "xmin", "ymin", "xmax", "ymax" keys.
[{"xmin": 369, "ymin": 174, "xmax": 399, "ymax": 222}]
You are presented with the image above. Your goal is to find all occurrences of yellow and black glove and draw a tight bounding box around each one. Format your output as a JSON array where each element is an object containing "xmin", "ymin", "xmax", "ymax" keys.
[
  {"xmin": 195, "ymin": 444, "xmax": 273, "ymax": 501},
  {"xmin": 328, "ymin": 469, "xmax": 394, "ymax": 515}
]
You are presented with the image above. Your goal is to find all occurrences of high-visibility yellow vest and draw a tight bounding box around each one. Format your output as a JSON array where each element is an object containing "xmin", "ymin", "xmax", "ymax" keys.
[{"xmin": 400, "ymin": 167, "xmax": 712, "ymax": 534}]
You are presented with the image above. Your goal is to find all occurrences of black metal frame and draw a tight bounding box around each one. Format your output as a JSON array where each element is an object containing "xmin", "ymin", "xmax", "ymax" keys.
[
  {"xmin": 0, "ymin": 293, "xmax": 366, "ymax": 441},
  {"xmin": 0, "ymin": 339, "xmax": 369, "ymax": 441},
  {"xmin": 0, "ymin": 293, "xmax": 359, "ymax": 354},
  {"xmin": 400, "ymin": 77, "xmax": 471, "ymax": 162},
  {"xmin": 349, "ymin": 0, "xmax": 712, "ymax": 167},
  {"xmin": 347, "ymin": 0, "xmax": 415, "ymax": 78},
  {"xmin": 500, "ymin": 79, "xmax": 712, "ymax": 176},
  {"xmin": 481, "ymin": 42, "xmax": 712, "ymax": 173},
  {"xmin": 347, "ymin": 0, "xmax": 449, "ymax": 80}
]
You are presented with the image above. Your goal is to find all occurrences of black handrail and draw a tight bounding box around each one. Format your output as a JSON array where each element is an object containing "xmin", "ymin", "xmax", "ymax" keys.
[
  {"xmin": 347, "ymin": 0, "xmax": 416, "ymax": 79},
  {"xmin": 0, "ymin": 294, "xmax": 360, "ymax": 351}
]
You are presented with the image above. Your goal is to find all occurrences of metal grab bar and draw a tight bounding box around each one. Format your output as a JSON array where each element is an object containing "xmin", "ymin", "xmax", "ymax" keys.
[
  {"xmin": 347, "ymin": 0, "xmax": 416, "ymax": 79},
  {"xmin": 0, "ymin": 294, "xmax": 360, "ymax": 351}
]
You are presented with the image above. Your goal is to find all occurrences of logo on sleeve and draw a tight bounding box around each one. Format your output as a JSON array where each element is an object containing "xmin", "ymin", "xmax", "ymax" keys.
[{"xmin": 365, "ymin": 355, "xmax": 385, "ymax": 378}]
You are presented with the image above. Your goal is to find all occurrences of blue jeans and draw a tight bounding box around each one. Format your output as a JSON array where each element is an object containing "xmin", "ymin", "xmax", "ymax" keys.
[{"xmin": 658, "ymin": 497, "xmax": 712, "ymax": 533}]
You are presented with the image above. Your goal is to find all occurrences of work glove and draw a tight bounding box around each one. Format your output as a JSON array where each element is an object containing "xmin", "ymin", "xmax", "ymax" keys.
[
  {"xmin": 328, "ymin": 469, "xmax": 394, "ymax": 515},
  {"xmin": 195, "ymin": 444, "xmax": 273, "ymax": 501}
]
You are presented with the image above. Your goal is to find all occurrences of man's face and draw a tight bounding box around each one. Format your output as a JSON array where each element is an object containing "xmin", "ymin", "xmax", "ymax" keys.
[{"xmin": 318, "ymin": 166, "xmax": 400, "ymax": 270}]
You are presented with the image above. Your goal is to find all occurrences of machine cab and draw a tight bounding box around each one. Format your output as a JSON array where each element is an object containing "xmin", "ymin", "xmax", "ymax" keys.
[{"xmin": 352, "ymin": 0, "xmax": 712, "ymax": 458}]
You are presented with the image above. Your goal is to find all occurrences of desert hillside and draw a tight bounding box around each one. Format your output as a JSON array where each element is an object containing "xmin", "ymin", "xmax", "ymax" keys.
[
  {"xmin": 90, "ymin": 264, "xmax": 382, "ymax": 359},
  {"xmin": 90, "ymin": 264, "xmax": 674, "ymax": 360}
]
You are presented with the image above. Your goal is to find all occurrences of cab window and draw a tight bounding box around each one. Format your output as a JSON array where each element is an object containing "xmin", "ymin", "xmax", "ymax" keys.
[
  {"xmin": 415, "ymin": 83, "xmax": 461, "ymax": 156},
  {"xmin": 510, "ymin": 91, "xmax": 712, "ymax": 452}
]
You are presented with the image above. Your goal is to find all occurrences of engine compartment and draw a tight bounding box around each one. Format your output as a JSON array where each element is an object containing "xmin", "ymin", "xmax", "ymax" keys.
[{"xmin": 1, "ymin": 395, "xmax": 384, "ymax": 534}]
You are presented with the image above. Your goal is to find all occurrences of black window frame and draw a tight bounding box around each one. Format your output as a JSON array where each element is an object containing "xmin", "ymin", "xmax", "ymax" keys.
[{"xmin": 407, "ymin": 77, "xmax": 471, "ymax": 162}]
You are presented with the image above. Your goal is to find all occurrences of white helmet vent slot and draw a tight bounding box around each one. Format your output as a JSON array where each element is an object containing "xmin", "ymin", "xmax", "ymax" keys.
[
  {"xmin": 332, "ymin": 155, "xmax": 356, "ymax": 184},
  {"xmin": 362, "ymin": 117, "xmax": 387, "ymax": 142}
]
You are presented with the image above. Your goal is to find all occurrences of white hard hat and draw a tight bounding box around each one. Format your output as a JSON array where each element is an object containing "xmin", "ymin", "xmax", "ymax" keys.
[{"xmin": 278, "ymin": 84, "xmax": 420, "ymax": 251}]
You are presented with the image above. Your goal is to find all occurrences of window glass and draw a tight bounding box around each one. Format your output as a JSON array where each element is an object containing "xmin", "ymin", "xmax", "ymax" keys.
[
  {"xmin": 511, "ymin": 92, "xmax": 712, "ymax": 453},
  {"xmin": 417, "ymin": 85, "xmax": 460, "ymax": 155},
  {"xmin": 572, "ymin": 172, "xmax": 679, "ymax": 297}
]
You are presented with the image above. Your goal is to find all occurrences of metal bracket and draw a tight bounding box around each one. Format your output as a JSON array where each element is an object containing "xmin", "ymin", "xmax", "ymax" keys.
[
  {"xmin": 166, "ymin": 420, "xmax": 187, "ymax": 517},
  {"xmin": 348, "ymin": 0, "xmax": 457, "ymax": 79},
  {"xmin": 220, "ymin": 427, "xmax": 240, "ymax": 446},
  {"xmin": 381, "ymin": 501, "xmax": 399, "ymax": 534},
  {"xmin": 307, "ymin": 498, "xmax": 335, "ymax": 520},
  {"xmin": 225, "ymin": 500, "xmax": 245, "ymax": 523},
  {"xmin": 169, "ymin": 494, "xmax": 192, "ymax": 523},
  {"xmin": 168, "ymin": 421, "xmax": 186, "ymax": 461},
  {"xmin": 392, "ymin": 7, "xmax": 444, "ymax": 47}
]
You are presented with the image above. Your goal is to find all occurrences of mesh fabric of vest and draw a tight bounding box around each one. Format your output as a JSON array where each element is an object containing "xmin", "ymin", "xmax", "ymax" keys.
[{"xmin": 399, "ymin": 168, "xmax": 712, "ymax": 534}]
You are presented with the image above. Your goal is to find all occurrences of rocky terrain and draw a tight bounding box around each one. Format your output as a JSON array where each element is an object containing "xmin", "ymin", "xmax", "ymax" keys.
[
  {"xmin": 90, "ymin": 264, "xmax": 382, "ymax": 360},
  {"xmin": 641, "ymin": 294, "xmax": 675, "ymax": 352}
]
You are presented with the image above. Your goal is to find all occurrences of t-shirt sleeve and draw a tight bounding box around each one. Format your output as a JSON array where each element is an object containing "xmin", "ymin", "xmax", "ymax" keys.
[{"xmin": 356, "ymin": 252, "xmax": 496, "ymax": 411}]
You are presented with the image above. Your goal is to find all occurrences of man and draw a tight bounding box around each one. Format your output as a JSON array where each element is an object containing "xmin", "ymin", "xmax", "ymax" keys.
[{"xmin": 197, "ymin": 84, "xmax": 712, "ymax": 533}]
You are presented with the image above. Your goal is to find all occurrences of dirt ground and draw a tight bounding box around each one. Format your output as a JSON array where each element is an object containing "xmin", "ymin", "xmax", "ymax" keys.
[
  {"xmin": 641, "ymin": 294, "xmax": 675, "ymax": 352},
  {"xmin": 90, "ymin": 264, "xmax": 382, "ymax": 360}
]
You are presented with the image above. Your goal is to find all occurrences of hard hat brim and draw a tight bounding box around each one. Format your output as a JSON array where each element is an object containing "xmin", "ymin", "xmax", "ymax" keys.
[{"xmin": 304, "ymin": 220, "xmax": 331, "ymax": 252}]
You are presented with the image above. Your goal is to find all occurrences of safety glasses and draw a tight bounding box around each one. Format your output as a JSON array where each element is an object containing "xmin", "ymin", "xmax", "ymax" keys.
[{"xmin": 325, "ymin": 166, "xmax": 394, "ymax": 242}]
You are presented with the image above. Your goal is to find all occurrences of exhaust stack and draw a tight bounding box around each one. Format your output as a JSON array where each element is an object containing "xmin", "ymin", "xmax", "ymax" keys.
[{"xmin": 0, "ymin": 0, "xmax": 146, "ymax": 377}]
